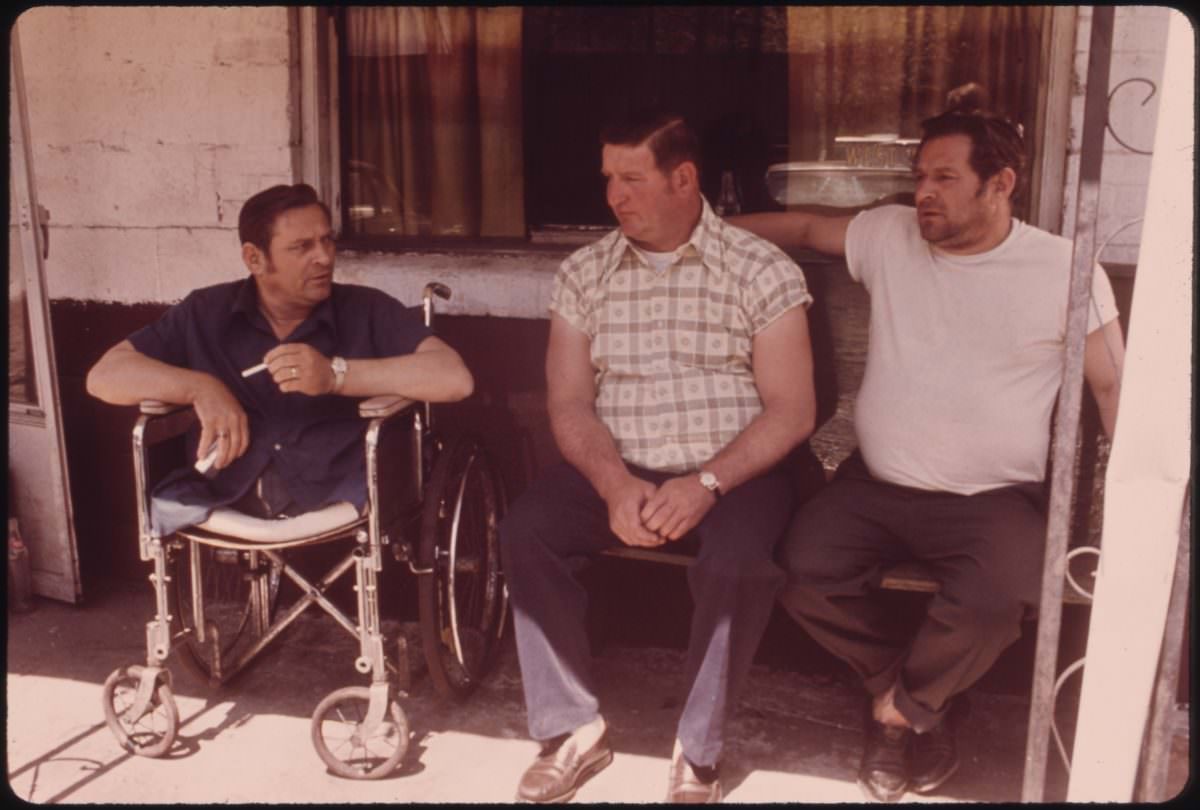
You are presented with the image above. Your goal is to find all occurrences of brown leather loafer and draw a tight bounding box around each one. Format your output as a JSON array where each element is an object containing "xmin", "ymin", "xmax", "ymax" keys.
[
  {"xmin": 516, "ymin": 733, "xmax": 613, "ymax": 803},
  {"xmin": 910, "ymin": 719, "xmax": 958, "ymax": 794},
  {"xmin": 666, "ymin": 755, "xmax": 722, "ymax": 804},
  {"xmin": 857, "ymin": 719, "xmax": 911, "ymax": 803}
]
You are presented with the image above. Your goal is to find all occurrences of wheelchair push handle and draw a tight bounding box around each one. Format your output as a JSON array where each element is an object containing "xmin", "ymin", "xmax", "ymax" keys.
[{"xmin": 422, "ymin": 282, "xmax": 452, "ymax": 329}]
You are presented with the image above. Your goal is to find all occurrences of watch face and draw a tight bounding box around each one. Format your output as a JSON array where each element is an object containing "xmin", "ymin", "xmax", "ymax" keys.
[
  {"xmin": 332, "ymin": 357, "xmax": 347, "ymax": 374},
  {"xmin": 700, "ymin": 471, "xmax": 718, "ymax": 490}
]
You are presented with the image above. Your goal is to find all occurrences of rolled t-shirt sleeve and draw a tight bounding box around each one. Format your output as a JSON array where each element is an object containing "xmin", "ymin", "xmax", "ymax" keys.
[
  {"xmin": 1088, "ymin": 263, "xmax": 1120, "ymax": 332},
  {"xmin": 844, "ymin": 205, "xmax": 909, "ymax": 288}
]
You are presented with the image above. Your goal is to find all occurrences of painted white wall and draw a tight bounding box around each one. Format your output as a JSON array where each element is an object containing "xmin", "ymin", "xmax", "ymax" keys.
[
  {"xmin": 15, "ymin": 7, "xmax": 294, "ymax": 303},
  {"xmin": 14, "ymin": 6, "xmax": 1173, "ymax": 313},
  {"xmin": 1061, "ymin": 6, "xmax": 1172, "ymax": 267}
]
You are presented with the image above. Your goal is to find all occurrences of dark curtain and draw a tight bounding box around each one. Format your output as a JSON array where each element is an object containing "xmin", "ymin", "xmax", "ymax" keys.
[
  {"xmin": 342, "ymin": 7, "xmax": 524, "ymax": 238},
  {"xmin": 786, "ymin": 6, "xmax": 1044, "ymax": 162}
]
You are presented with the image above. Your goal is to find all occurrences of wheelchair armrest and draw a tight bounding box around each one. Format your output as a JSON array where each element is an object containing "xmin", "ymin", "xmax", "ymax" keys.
[
  {"xmin": 136, "ymin": 402, "xmax": 198, "ymax": 447},
  {"xmin": 358, "ymin": 395, "xmax": 415, "ymax": 419},
  {"xmin": 140, "ymin": 399, "xmax": 191, "ymax": 416}
]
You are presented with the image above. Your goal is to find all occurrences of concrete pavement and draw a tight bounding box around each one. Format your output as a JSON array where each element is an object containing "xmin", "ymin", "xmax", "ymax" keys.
[{"xmin": 5, "ymin": 577, "xmax": 1185, "ymax": 803}]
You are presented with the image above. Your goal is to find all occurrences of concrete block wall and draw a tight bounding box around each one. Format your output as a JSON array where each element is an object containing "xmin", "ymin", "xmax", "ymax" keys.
[
  {"xmin": 15, "ymin": 7, "xmax": 294, "ymax": 304},
  {"xmin": 17, "ymin": 6, "xmax": 1173, "ymax": 311},
  {"xmin": 1061, "ymin": 6, "xmax": 1174, "ymax": 268}
]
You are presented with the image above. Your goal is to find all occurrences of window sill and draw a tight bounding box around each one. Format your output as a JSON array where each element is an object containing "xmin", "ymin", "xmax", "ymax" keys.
[{"xmin": 335, "ymin": 246, "xmax": 568, "ymax": 320}]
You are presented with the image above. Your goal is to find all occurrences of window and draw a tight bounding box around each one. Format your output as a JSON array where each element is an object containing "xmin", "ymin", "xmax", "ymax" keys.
[{"xmin": 333, "ymin": 6, "xmax": 1047, "ymax": 247}]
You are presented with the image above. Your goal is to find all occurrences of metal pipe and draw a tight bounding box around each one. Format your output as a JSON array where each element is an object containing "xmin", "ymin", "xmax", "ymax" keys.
[{"xmin": 1022, "ymin": 6, "xmax": 1116, "ymax": 801}]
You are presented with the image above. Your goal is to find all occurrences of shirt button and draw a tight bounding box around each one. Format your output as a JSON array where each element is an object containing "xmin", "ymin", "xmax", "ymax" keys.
[{"xmin": 273, "ymin": 443, "xmax": 282, "ymax": 451}]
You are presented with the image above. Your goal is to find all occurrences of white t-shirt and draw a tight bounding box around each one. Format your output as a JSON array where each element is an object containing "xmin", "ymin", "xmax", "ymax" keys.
[{"xmin": 845, "ymin": 205, "xmax": 1119, "ymax": 494}]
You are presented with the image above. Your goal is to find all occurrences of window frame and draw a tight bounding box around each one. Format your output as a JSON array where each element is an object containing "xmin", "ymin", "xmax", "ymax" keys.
[{"xmin": 296, "ymin": 6, "xmax": 1076, "ymax": 253}]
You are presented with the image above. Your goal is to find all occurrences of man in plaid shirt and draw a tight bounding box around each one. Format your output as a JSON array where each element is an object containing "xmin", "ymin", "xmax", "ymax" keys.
[{"xmin": 500, "ymin": 110, "xmax": 817, "ymax": 803}]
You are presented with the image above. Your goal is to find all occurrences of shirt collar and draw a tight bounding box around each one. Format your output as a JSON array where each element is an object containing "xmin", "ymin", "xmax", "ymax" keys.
[
  {"xmin": 600, "ymin": 197, "xmax": 726, "ymax": 281},
  {"xmin": 231, "ymin": 277, "xmax": 339, "ymax": 340}
]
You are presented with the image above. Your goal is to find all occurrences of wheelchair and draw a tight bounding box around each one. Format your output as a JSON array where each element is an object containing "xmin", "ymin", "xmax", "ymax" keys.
[{"xmin": 100, "ymin": 282, "xmax": 508, "ymax": 779}]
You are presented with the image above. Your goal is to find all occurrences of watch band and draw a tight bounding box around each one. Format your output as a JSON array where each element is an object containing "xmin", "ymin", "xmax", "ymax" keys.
[{"xmin": 330, "ymin": 356, "xmax": 347, "ymax": 394}]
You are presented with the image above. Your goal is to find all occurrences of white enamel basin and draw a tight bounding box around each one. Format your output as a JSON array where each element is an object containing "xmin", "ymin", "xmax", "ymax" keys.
[{"xmin": 766, "ymin": 161, "xmax": 915, "ymax": 208}]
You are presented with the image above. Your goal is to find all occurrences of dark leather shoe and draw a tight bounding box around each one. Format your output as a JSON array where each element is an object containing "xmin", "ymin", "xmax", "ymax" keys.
[
  {"xmin": 910, "ymin": 708, "xmax": 961, "ymax": 794},
  {"xmin": 666, "ymin": 755, "xmax": 722, "ymax": 803},
  {"xmin": 516, "ymin": 732, "xmax": 613, "ymax": 803},
  {"xmin": 857, "ymin": 719, "xmax": 911, "ymax": 803}
]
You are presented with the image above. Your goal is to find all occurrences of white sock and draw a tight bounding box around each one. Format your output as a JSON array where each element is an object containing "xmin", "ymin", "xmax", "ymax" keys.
[{"xmin": 568, "ymin": 715, "xmax": 606, "ymax": 752}]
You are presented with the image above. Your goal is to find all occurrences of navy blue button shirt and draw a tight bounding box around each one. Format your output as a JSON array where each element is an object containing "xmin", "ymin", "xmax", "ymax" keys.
[{"xmin": 129, "ymin": 278, "xmax": 431, "ymax": 535}]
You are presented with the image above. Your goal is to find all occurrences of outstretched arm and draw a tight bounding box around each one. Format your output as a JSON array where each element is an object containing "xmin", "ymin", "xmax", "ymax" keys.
[
  {"xmin": 727, "ymin": 211, "xmax": 853, "ymax": 257},
  {"xmin": 546, "ymin": 313, "xmax": 660, "ymax": 547},
  {"xmin": 86, "ymin": 339, "xmax": 249, "ymax": 470}
]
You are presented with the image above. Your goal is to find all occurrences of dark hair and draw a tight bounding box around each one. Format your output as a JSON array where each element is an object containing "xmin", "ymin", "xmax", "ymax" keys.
[
  {"xmin": 599, "ymin": 109, "xmax": 702, "ymax": 176},
  {"xmin": 918, "ymin": 83, "xmax": 1026, "ymax": 198},
  {"xmin": 238, "ymin": 183, "xmax": 332, "ymax": 253}
]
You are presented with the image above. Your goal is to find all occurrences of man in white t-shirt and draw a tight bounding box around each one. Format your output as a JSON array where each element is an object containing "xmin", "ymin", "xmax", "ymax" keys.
[{"xmin": 730, "ymin": 85, "xmax": 1124, "ymax": 802}]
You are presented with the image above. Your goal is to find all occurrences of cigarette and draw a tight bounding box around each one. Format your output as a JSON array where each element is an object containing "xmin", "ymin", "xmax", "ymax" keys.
[
  {"xmin": 194, "ymin": 443, "xmax": 220, "ymax": 475},
  {"xmin": 241, "ymin": 362, "xmax": 268, "ymax": 378}
]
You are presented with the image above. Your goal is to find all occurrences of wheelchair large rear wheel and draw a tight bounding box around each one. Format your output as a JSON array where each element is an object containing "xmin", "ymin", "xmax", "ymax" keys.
[
  {"xmin": 168, "ymin": 542, "xmax": 281, "ymax": 685},
  {"xmin": 417, "ymin": 434, "xmax": 507, "ymax": 700}
]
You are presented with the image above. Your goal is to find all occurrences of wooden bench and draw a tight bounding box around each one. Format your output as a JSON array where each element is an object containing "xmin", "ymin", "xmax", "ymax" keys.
[{"xmin": 600, "ymin": 537, "xmax": 1093, "ymax": 607}]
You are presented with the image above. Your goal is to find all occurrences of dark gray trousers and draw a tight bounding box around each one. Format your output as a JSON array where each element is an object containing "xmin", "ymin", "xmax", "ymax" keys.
[
  {"xmin": 499, "ymin": 461, "xmax": 793, "ymax": 767},
  {"xmin": 779, "ymin": 452, "xmax": 1047, "ymax": 733}
]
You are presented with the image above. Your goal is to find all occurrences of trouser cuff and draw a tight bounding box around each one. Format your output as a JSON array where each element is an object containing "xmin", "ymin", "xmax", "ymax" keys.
[
  {"xmin": 862, "ymin": 656, "xmax": 904, "ymax": 698},
  {"xmin": 892, "ymin": 678, "xmax": 947, "ymax": 734}
]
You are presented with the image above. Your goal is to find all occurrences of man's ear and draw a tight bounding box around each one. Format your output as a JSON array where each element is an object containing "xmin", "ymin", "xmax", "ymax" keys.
[
  {"xmin": 991, "ymin": 167, "xmax": 1017, "ymax": 200},
  {"xmin": 242, "ymin": 242, "xmax": 265, "ymax": 275},
  {"xmin": 673, "ymin": 160, "xmax": 698, "ymax": 193}
]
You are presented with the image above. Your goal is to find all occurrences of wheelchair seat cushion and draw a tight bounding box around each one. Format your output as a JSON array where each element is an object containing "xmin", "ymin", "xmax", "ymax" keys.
[{"xmin": 195, "ymin": 501, "xmax": 361, "ymax": 543}]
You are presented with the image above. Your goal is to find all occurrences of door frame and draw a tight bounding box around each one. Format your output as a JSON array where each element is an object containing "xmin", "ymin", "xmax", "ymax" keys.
[{"xmin": 9, "ymin": 21, "xmax": 82, "ymax": 602}]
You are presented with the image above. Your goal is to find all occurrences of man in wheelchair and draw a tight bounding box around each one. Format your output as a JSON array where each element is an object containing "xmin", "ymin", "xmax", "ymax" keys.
[{"xmin": 86, "ymin": 182, "xmax": 473, "ymax": 534}]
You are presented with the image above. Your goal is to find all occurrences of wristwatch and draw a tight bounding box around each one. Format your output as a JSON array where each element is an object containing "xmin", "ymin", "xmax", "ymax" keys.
[
  {"xmin": 330, "ymin": 356, "xmax": 348, "ymax": 394},
  {"xmin": 698, "ymin": 470, "xmax": 722, "ymax": 498}
]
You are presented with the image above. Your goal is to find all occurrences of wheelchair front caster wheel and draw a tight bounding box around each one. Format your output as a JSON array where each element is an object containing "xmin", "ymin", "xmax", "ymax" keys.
[
  {"xmin": 310, "ymin": 686, "xmax": 409, "ymax": 779},
  {"xmin": 101, "ymin": 665, "xmax": 179, "ymax": 757}
]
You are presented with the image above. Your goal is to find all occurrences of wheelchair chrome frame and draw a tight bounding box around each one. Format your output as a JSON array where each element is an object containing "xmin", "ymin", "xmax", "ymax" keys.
[
  {"xmin": 109, "ymin": 281, "xmax": 478, "ymax": 766},
  {"xmin": 132, "ymin": 400, "xmax": 422, "ymax": 693}
]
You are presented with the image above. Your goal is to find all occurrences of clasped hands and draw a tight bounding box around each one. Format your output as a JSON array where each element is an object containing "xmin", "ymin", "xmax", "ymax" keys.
[
  {"xmin": 193, "ymin": 343, "xmax": 336, "ymax": 472},
  {"xmin": 605, "ymin": 474, "xmax": 717, "ymax": 548}
]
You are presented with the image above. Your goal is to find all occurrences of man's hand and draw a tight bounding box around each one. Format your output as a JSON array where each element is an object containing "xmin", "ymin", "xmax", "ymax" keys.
[
  {"xmin": 264, "ymin": 343, "xmax": 336, "ymax": 396},
  {"xmin": 603, "ymin": 477, "xmax": 663, "ymax": 547},
  {"xmin": 640, "ymin": 475, "xmax": 717, "ymax": 542},
  {"xmin": 191, "ymin": 375, "xmax": 250, "ymax": 471}
]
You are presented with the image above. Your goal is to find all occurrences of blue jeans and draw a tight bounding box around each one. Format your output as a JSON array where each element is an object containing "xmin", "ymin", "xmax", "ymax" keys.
[{"xmin": 499, "ymin": 461, "xmax": 793, "ymax": 768}]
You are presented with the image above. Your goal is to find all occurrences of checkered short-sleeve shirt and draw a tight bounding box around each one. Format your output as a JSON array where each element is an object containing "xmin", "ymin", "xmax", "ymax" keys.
[{"xmin": 550, "ymin": 200, "xmax": 812, "ymax": 473}]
